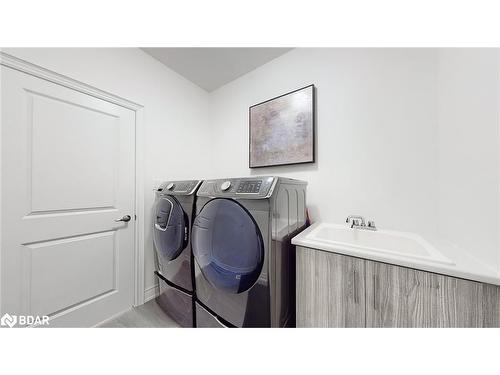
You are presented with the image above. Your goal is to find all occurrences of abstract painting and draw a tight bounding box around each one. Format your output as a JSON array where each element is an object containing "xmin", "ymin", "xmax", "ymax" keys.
[{"xmin": 249, "ymin": 84, "xmax": 315, "ymax": 168}]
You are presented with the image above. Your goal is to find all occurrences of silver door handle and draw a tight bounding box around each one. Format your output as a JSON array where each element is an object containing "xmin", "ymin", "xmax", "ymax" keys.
[{"xmin": 115, "ymin": 215, "xmax": 131, "ymax": 223}]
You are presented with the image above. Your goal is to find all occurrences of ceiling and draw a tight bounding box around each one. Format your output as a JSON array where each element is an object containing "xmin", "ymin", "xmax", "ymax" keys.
[{"xmin": 141, "ymin": 48, "xmax": 292, "ymax": 92}]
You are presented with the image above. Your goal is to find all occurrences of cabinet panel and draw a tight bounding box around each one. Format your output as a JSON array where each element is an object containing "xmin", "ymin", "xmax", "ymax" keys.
[
  {"xmin": 483, "ymin": 283, "xmax": 500, "ymax": 327},
  {"xmin": 296, "ymin": 247, "xmax": 328, "ymax": 327},
  {"xmin": 366, "ymin": 260, "xmax": 412, "ymax": 327},
  {"xmin": 296, "ymin": 246, "xmax": 500, "ymax": 328},
  {"xmin": 366, "ymin": 261, "xmax": 483, "ymax": 327},
  {"xmin": 296, "ymin": 247, "xmax": 365, "ymax": 327},
  {"xmin": 437, "ymin": 276, "xmax": 483, "ymax": 327}
]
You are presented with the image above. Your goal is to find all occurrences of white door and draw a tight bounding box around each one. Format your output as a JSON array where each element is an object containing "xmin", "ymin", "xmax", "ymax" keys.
[{"xmin": 1, "ymin": 66, "xmax": 136, "ymax": 327}]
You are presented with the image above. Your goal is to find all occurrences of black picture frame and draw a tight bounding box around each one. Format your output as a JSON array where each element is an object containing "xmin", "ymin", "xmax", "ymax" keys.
[{"xmin": 249, "ymin": 84, "xmax": 315, "ymax": 168}]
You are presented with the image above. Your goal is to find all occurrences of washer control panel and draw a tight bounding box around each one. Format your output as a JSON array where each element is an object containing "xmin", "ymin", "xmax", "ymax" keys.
[{"xmin": 157, "ymin": 180, "xmax": 202, "ymax": 195}]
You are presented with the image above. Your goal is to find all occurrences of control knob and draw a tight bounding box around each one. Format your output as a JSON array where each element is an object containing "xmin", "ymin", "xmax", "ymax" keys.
[{"xmin": 221, "ymin": 181, "xmax": 231, "ymax": 191}]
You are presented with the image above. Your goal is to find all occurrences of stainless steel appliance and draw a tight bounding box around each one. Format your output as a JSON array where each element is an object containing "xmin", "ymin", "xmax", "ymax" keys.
[
  {"xmin": 153, "ymin": 180, "xmax": 202, "ymax": 327},
  {"xmin": 192, "ymin": 176, "xmax": 307, "ymax": 327}
]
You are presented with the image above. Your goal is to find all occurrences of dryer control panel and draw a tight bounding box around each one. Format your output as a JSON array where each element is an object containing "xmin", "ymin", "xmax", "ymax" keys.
[{"xmin": 197, "ymin": 177, "xmax": 277, "ymax": 199}]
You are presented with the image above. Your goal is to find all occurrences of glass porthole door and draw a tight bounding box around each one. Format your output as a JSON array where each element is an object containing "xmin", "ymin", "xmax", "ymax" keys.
[
  {"xmin": 153, "ymin": 196, "xmax": 188, "ymax": 262},
  {"xmin": 192, "ymin": 198, "xmax": 264, "ymax": 294}
]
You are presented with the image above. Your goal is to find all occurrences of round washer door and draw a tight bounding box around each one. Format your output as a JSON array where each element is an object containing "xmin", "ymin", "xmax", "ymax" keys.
[
  {"xmin": 153, "ymin": 195, "xmax": 188, "ymax": 262},
  {"xmin": 192, "ymin": 198, "xmax": 264, "ymax": 294}
]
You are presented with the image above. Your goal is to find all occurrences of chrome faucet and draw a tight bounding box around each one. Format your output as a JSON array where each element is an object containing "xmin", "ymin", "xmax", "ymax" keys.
[
  {"xmin": 346, "ymin": 215, "xmax": 377, "ymax": 231},
  {"xmin": 346, "ymin": 215, "xmax": 365, "ymax": 227}
]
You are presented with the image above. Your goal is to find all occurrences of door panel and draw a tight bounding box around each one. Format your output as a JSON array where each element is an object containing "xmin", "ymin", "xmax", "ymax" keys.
[
  {"xmin": 28, "ymin": 231, "xmax": 117, "ymax": 317},
  {"xmin": 30, "ymin": 91, "xmax": 118, "ymax": 212},
  {"xmin": 1, "ymin": 66, "xmax": 136, "ymax": 327}
]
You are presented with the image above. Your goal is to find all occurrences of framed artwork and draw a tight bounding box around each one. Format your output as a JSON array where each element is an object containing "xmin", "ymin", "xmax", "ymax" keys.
[{"xmin": 249, "ymin": 84, "xmax": 315, "ymax": 168}]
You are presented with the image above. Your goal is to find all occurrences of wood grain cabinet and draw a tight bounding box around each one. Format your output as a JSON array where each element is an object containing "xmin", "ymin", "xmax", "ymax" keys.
[
  {"xmin": 296, "ymin": 246, "xmax": 500, "ymax": 328},
  {"xmin": 365, "ymin": 261, "xmax": 484, "ymax": 327},
  {"xmin": 296, "ymin": 247, "xmax": 365, "ymax": 327}
]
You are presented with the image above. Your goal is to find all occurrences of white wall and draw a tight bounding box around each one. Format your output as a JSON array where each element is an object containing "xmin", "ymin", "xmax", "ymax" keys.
[
  {"xmin": 209, "ymin": 48, "xmax": 439, "ymax": 237},
  {"xmin": 208, "ymin": 48, "xmax": 500, "ymax": 271},
  {"xmin": 2, "ymin": 48, "xmax": 212, "ymax": 294},
  {"xmin": 4, "ymin": 47, "xmax": 500, "ymax": 294},
  {"xmin": 437, "ymin": 49, "xmax": 500, "ymax": 271}
]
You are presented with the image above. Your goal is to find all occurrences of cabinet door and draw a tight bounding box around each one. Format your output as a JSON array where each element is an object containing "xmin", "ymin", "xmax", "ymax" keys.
[
  {"xmin": 365, "ymin": 261, "xmax": 483, "ymax": 327},
  {"xmin": 296, "ymin": 247, "xmax": 365, "ymax": 327},
  {"xmin": 483, "ymin": 283, "xmax": 500, "ymax": 327}
]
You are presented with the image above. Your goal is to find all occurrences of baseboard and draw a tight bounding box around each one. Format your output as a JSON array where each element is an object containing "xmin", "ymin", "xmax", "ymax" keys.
[{"xmin": 144, "ymin": 284, "xmax": 159, "ymax": 303}]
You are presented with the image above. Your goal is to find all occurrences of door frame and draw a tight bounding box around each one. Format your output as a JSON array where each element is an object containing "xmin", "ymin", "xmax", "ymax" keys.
[{"xmin": 0, "ymin": 51, "xmax": 146, "ymax": 310}]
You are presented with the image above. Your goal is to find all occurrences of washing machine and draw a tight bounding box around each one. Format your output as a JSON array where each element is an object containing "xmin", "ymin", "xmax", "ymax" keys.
[
  {"xmin": 153, "ymin": 180, "xmax": 202, "ymax": 327},
  {"xmin": 192, "ymin": 176, "xmax": 307, "ymax": 327}
]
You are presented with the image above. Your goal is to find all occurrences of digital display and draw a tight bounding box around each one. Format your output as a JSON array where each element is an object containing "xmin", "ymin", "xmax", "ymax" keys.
[{"xmin": 237, "ymin": 180, "xmax": 262, "ymax": 194}]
